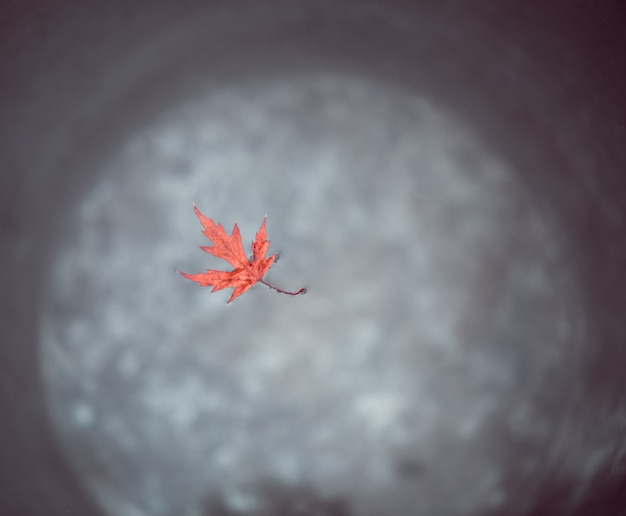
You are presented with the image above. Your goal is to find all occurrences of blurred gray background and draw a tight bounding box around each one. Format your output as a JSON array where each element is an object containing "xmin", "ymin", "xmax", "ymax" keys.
[{"xmin": 1, "ymin": 2, "xmax": 625, "ymax": 516}]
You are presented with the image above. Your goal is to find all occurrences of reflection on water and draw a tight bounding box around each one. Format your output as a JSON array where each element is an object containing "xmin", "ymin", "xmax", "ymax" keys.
[{"xmin": 39, "ymin": 71, "xmax": 581, "ymax": 516}]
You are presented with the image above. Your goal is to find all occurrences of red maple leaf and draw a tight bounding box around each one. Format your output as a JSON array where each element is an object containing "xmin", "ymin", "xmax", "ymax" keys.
[{"xmin": 179, "ymin": 204, "xmax": 306, "ymax": 303}]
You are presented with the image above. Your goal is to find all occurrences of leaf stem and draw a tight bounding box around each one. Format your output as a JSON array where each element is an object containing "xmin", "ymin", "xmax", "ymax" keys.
[{"xmin": 260, "ymin": 279, "xmax": 307, "ymax": 296}]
